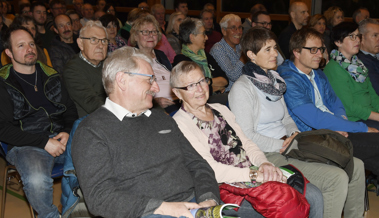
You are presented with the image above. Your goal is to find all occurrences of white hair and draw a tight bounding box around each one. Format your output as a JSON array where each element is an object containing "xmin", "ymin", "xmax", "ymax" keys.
[
  {"xmin": 102, "ymin": 47, "xmax": 153, "ymax": 94},
  {"xmin": 219, "ymin": 14, "xmax": 241, "ymax": 29},
  {"xmin": 79, "ymin": 20, "xmax": 108, "ymax": 38}
]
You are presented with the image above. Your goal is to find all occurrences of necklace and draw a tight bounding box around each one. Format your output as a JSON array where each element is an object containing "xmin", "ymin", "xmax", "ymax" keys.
[{"xmin": 13, "ymin": 68, "xmax": 38, "ymax": 92}]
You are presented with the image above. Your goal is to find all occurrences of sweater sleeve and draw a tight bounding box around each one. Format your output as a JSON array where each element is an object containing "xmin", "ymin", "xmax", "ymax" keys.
[{"xmin": 229, "ymin": 77, "xmax": 283, "ymax": 152}]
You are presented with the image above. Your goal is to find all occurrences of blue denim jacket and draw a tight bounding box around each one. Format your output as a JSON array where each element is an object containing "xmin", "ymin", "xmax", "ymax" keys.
[{"xmin": 277, "ymin": 60, "xmax": 367, "ymax": 133}]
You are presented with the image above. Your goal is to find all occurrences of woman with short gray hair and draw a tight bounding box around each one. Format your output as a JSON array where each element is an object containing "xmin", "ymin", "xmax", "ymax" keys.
[{"xmin": 173, "ymin": 18, "xmax": 228, "ymax": 104}]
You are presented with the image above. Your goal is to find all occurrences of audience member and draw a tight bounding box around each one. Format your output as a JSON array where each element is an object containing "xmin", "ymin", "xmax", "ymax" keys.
[
  {"xmin": 358, "ymin": 19, "xmax": 379, "ymax": 95},
  {"xmin": 119, "ymin": 8, "xmax": 146, "ymax": 42},
  {"xmin": 49, "ymin": 0, "xmax": 66, "ymax": 17},
  {"xmin": 278, "ymin": 1, "xmax": 309, "ymax": 59},
  {"xmin": 210, "ymin": 14, "xmax": 243, "ymax": 91},
  {"xmin": 66, "ymin": 10, "xmax": 82, "ymax": 35},
  {"xmin": 174, "ymin": 0, "xmax": 188, "ymax": 17},
  {"xmin": 173, "ymin": 18, "xmax": 228, "ymax": 99},
  {"xmin": 72, "ymin": 46, "xmax": 220, "ymax": 217},
  {"xmin": 63, "ymin": 20, "xmax": 107, "ymax": 117},
  {"xmin": 48, "ymin": 14, "xmax": 80, "ymax": 74},
  {"xmin": 230, "ymin": 26, "xmax": 365, "ymax": 218},
  {"xmin": 324, "ymin": 22, "xmax": 379, "ymax": 129},
  {"xmin": 353, "ymin": 7, "xmax": 369, "ymax": 24},
  {"xmin": 93, "ymin": 10, "xmax": 105, "ymax": 20},
  {"xmin": 151, "ymin": 4, "xmax": 167, "ymax": 34},
  {"xmin": 72, "ymin": 0, "xmax": 83, "ymax": 17},
  {"xmin": 242, "ymin": 3, "xmax": 266, "ymax": 36},
  {"xmin": 19, "ymin": 2, "xmax": 31, "ymax": 16},
  {"xmin": 0, "ymin": 1, "xmax": 11, "ymax": 27},
  {"xmin": 103, "ymin": 3, "xmax": 122, "ymax": 28},
  {"xmin": 308, "ymin": 14, "xmax": 329, "ymax": 67},
  {"xmin": 323, "ymin": 6, "xmax": 344, "ymax": 47},
  {"xmin": 2, "ymin": 1, "xmax": 14, "ymax": 21},
  {"xmin": 203, "ymin": 3, "xmax": 221, "ymax": 32},
  {"xmin": 99, "ymin": 14, "xmax": 126, "ymax": 55},
  {"xmin": 138, "ymin": 1, "xmax": 149, "ymax": 11},
  {"xmin": 130, "ymin": 14, "xmax": 178, "ymax": 113},
  {"xmin": 0, "ymin": 25, "xmax": 77, "ymax": 218},
  {"xmin": 1, "ymin": 15, "xmax": 53, "ymax": 67},
  {"xmin": 166, "ymin": 12, "xmax": 185, "ymax": 54},
  {"xmin": 31, "ymin": 1, "xmax": 55, "ymax": 49},
  {"xmin": 96, "ymin": 0, "xmax": 106, "ymax": 12},
  {"xmin": 80, "ymin": 3, "xmax": 94, "ymax": 26},
  {"xmin": 0, "ymin": 16, "xmax": 7, "ymax": 52},
  {"xmin": 201, "ymin": 9, "xmax": 222, "ymax": 53}
]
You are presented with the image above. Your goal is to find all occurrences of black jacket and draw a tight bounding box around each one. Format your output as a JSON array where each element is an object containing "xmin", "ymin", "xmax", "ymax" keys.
[
  {"xmin": 48, "ymin": 35, "xmax": 79, "ymax": 74},
  {"xmin": 0, "ymin": 62, "xmax": 78, "ymax": 150}
]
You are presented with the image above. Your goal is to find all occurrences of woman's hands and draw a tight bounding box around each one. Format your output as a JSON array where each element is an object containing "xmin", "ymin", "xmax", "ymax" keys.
[
  {"xmin": 257, "ymin": 162, "xmax": 287, "ymax": 183},
  {"xmin": 280, "ymin": 132, "xmax": 299, "ymax": 154}
]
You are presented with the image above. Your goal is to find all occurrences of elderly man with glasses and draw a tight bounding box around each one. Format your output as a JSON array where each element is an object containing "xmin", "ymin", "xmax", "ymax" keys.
[{"xmin": 63, "ymin": 20, "xmax": 108, "ymax": 117}]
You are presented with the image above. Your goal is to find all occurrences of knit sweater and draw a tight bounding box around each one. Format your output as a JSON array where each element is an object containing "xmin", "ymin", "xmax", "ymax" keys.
[
  {"xmin": 229, "ymin": 75, "xmax": 299, "ymax": 152},
  {"xmin": 62, "ymin": 54, "xmax": 106, "ymax": 117},
  {"xmin": 72, "ymin": 107, "xmax": 220, "ymax": 218},
  {"xmin": 324, "ymin": 59, "xmax": 379, "ymax": 121},
  {"xmin": 173, "ymin": 103, "xmax": 270, "ymax": 183}
]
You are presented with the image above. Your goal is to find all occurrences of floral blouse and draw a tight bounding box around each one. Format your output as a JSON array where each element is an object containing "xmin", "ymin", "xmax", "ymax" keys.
[{"xmin": 108, "ymin": 35, "xmax": 127, "ymax": 54}]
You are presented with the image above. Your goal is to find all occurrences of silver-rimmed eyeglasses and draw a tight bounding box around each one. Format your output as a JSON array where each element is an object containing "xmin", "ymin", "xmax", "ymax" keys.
[
  {"xmin": 124, "ymin": 72, "xmax": 156, "ymax": 85},
  {"xmin": 175, "ymin": 78, "xmax": 209, "ymax": 91}
]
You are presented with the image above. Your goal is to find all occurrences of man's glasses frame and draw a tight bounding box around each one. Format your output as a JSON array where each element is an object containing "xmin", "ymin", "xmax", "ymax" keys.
[
  {"xmin": 80, "ymin": 37, "xmax": 109, "ymax": 45},
  {"xmin": 302, "ymin": 47, "xmax": 326, "ymax": 54},
  {"xmin": 124, "ymin": 72, "xmax": 156, "ymax": 85}
]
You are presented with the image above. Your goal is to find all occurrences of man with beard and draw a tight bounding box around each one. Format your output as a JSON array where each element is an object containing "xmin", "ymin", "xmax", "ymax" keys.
[
  {"xmin": 31, "ymin": 1, "xmax": 55, "ymax": 49},
  {"xmin": 48, "ymin": 14, "xmax": 80, "ymax": 74},
  {"xmin": 210, "ymin": 14, "xmax": 244, "ymax": 92},
  {"xmin": 0, "ymin": 26, "xmax": 78, "ymax": 218},
  {"xmin": 278, "ymin": 1, "xmax": 309, "ymax": 59}
]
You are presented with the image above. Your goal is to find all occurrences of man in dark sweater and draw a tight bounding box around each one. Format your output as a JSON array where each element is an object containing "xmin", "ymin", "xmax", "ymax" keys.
[
  {"xmin": 48, "ymin": 14, "xmax": 80, "ymax": 74},
  {"xmin": 358, "ymin": 18, "xmax": 379, "ymax": 95},
  {"xmin": 278, "ymin": 1, "xmax": 309, "ymax": 59},
  {"xmin": 72, "ymin": 47, "xmax": 220, "ymax": 218},
  {"xmin": 0, "ymin": 26, "xmax": 78, "ymax": 217},
  {"xmin": 63, "ymin": 20, "xmax": 107, "ymax": 117}
]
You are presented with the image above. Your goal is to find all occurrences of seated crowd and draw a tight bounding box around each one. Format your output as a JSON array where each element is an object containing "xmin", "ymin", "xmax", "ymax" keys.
[{"xmin": 0, "ymin": 0, "xmax": 379, "ymax": 217}]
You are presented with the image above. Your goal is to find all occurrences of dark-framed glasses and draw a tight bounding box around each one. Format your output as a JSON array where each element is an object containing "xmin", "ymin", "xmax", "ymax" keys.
[
  {"xmin": 302, "ymin": 47, "xmax": 326, "ymax": 54},
  {"xmin": 175, "ymin": 78, "xmax": 209, "ymax": 91},
  {"xmin": 124, "ymin": 72, "xmax": 156, "ymax": 85},
  {"xmin": 140, "ymin": 30, "xmax": 159, "ymax": 36},
  {"xmin": 347, "ymin": 33, "xmax": 362, "ymax": 41},
  {"xmin": 80, "ymin": 37, "xmax": 109, "ymax": 45},
  {"xmin": 255, "ymin": 22, "xmax": 272, "ymax": 27},
  {"xmin": 225, "ymin": 25, "xmax": 243, "ymax": 32}
]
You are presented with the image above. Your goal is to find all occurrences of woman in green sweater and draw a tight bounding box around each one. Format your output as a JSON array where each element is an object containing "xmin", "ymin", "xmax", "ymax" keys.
[{"xmin": 324, "ymin": 22, "xmax": 379, "ymax": 129}]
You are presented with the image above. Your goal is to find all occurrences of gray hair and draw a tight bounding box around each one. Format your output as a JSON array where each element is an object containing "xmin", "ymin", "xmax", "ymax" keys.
[
  {"xmin": 151, "ymin": 4, "xmax": 165, "ymax": 15},
  {"xmin": 359, "ymin": 18, "xmax": 379, "ymax": 35},
  {"xmin": 170, "ymin": 61, "xmax": 202, "ymax": 88},
  {"xmin": 219, "ymin": 14, "xmax": 241, "ymax": 29},
  {"xmin": 79, "ymin": 20, "xmax": 108, "ymax": 38},
  {"xmin": 102, "ymin": 47, "xmax": 153, "ymax": 94},
  {"xmin": 179, "ymin": 18, "xmax": 204, "ymax": 45}
]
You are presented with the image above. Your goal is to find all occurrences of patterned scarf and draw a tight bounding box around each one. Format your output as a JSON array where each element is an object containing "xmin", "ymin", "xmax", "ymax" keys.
[
  {"xmin": 181, "ymin": 44, "xmax": 212, "ymax": 78},
  {"xmin": 242, "ymin": 61, "xmax": 286, "ymax": 102},
  {"xmin": 330, "ymin": 49, "xmax": 368, "ymax": 83}
]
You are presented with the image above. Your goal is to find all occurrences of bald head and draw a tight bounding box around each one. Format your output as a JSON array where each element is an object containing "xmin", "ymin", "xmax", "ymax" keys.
[{"xmin": 289, "ymin": 2, "xmax": 309, "ymax": 29}]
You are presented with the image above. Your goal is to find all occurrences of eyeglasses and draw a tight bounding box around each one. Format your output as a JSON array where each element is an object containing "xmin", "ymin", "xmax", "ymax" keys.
[
  {"xmin": 225, "ymin": 25, "xmax": 243, "ymax": 32},
  {"xmin": 140, "ymin": 30, "xmax": 159, "ymax": 36},
  {"xmin": 80, "ymin": 37, "xmax": 109, "ymax": 45},
  {"xmin": 175, "ymin": 78, "xmax": 209, "ymax": 91},
  {"xmin": 124, "ymin": 72, "xmax": 156, "ymax": 85},
  {"xmin": 255, "ymin": 22, "xmax": 272, "ymax": 27},
  {"xmin": 302, "ymin": 47, "xmax": 326, "ymax": 54},
  {"xmin": 347, "ymin": 33, "xmax": 362, "ymax": 41}
]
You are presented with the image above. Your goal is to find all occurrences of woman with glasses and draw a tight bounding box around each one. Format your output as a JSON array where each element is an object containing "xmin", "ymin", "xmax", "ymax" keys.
[
  {"xmin": 130, "ymin": 14, "xmax": 179, "ymax": 113},
  {"xmin": 166, "ymin": 12, "xmax": 185, "ymax": 55},
  {"xmin": 173, "ymin": 18, "xmax": 228, "ymax": 105},
  {"xmin": 324, "ymin": 22, "xmax": 379, "ymax": 128},
  {"xmin": 99, "ymin": 14, "xmax": 126, "ymax": 55},
  {"xmin": 103, "ymin": 4, "xmax": 122, "ymax": 29}
]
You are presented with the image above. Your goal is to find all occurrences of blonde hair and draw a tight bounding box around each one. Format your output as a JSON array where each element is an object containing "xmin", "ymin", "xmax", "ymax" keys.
[
  {"xmin": 130, "ymin": 14, "xmax": 162, "ymax": 47},
  {"xmin": 166, "ymin": 12, "xmax": 183, "ymax": 35},
  {"xmin": 323, "ymin": 6, "xmax": 344, "ymax": 27}
]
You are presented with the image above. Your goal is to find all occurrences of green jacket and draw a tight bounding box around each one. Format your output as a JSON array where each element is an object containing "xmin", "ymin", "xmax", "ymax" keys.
[{"xmin": 324, "ymin": 59, "xmax": 379, "ymax": 121}]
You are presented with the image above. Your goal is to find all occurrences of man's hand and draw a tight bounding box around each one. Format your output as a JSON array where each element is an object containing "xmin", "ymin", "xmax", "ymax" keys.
[
  {"xmin": 45, "ymin": 138, "xmax": 66, "ymax": 157},
  {"xmin": 198, "ymin": 199, "xmax": 217, "ymax": 208},
  {"xmin": 335, "ymin": 131, "xmax": 348, "ymax": 137},
  {"xmin": 368, "ymin": 127, "xmax": 379, "ymax": 133},
  {"xmin": 154, "ymin": 97, "xmax": 175, "ymax": 108},
  {"xmin": 154, "ymin": 202, "xmax": 200, "ymax": 218},
  {"xmin": 53, "ymin": 132, "xmax": 70, "ymax": 146},
  {"xmin": 280, "ymin": 132, "xmax": 298, "ymax": 154},
  {"xmin": 258, "ymin": 162, "xmax": 287, "ymax": 183}
]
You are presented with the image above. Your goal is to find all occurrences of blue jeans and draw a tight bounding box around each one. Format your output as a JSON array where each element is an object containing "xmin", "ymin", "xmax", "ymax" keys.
[
  {"xmin": 221, "ymin": 183, "xmax": 323, "ymax": 218},
  {"xmin": 6, "ymin": 146, "xmax": 65, "ymax": 218}
]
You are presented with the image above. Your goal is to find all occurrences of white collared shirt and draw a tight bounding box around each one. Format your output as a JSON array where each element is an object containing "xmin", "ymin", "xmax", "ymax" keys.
[{"xmin": 103, "ymin": 98, "xmax": 151, "ymax": 121}]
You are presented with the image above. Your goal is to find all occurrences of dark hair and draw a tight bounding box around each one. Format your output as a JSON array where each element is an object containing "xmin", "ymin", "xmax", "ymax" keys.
[
  {"xmin": 53, "ymin": 14, "xmax": 72, "ymax": 29},
  {"xmin": 20, "ymin": 3, "xmax": 31, "ymax": 12},
  {"xmin": 352, "ymin": 7, "xmax": 369, "ymax": 24},
  {"xmin": 308, "ymin": 14, "xmax": 326, "ymax": 28},
  {"xmin": 174, "ymin": 0, "xmax": 187, "ymax": 9},
  {"xmin": 241, "ymin": 26, "xmax": 277, "ymax": 55},
  {"xmin": 250, "ymin": 4, "xmax": 267, "ymax": 17},
  {"xmin": 199, "ymin": 9, "xmax": 213, "ymax": 19},
  {"xmin": 97, "ymin": 0, "xmax": 106, "ymax": 4},
  {"xmin": 30, "ymin": 1, "xmax": 45, "ymax": 12},
  {"xmin": 289, "ymin": 27, "xmax": 324, "ymax": 61},
  {"xmin": 178, "ymin": 18, "xmax": 203, "ymax": 45},
  {"xmin": 66, "ymin": 9, "xmax": 79, "ymax": 17},
  {"xmin": 3, "ymin": 26, "xmax": 33, "ymax": 51},
  {"xmin": 10, "ymin": 14, "xmax": 36, "ymax": 28},
  {"xmin": 99, "ymin": 14, "xmax": 118, "ymax": 29},
  {"xmin": 103, "ymin": 3, "xmax": 115, "ymax": 14},
  {"xmin": 252, "ymin": 11, "xmax": 270, "ymax": 23},
  {"xmin": 49, "ymin": 0, "xmax": 65, "ymax": 10},
  {"xmin": 331, "ymin": 22, "xmax": 358, "ymax": 45}
]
